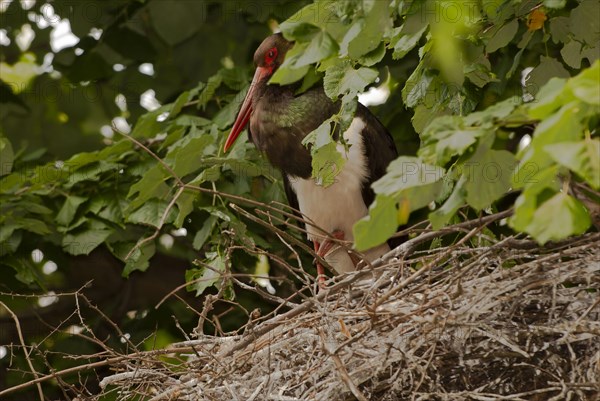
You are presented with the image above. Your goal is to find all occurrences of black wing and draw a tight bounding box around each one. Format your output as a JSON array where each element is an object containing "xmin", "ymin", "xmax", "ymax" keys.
[
  {"xmin": 282, "ymin": 172, "xmax": 301, "ymax": 221},
  {"xmin": 356, "ymin": 103, "xmax": 398, "ymax": 208}
]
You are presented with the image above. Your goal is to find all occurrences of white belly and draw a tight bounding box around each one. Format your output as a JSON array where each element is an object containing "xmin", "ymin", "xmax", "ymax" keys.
[{"xmin": 288, "ymin": 117, "xmax": 390, "ymax": 273}]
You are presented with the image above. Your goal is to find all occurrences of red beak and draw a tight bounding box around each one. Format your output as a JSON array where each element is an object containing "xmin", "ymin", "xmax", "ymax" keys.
[{"xmin": 223, "ymin": 66, "xmax": 271, "ymax": 152}]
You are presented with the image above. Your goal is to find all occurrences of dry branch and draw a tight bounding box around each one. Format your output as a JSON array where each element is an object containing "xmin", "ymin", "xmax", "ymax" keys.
[{"xmin": 86, "ymin": 230, "xmax": 599, "ymax": 400}]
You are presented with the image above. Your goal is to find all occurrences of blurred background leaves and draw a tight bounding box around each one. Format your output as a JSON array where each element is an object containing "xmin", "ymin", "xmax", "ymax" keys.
[{"xmin": 0, "ymin": 0, "xmax": 598, "ymax": 398}]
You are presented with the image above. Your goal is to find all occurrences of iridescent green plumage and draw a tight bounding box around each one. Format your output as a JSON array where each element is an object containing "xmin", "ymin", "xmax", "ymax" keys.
[{"xmin": 262, "ymin": 88, "xmax": 338, "ymax": 128}]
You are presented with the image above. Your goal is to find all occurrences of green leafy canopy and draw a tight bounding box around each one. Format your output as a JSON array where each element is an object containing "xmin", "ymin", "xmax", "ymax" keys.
[{"xmin": 1, "ymin": 0, "xmax": 599, "ymax": 293}]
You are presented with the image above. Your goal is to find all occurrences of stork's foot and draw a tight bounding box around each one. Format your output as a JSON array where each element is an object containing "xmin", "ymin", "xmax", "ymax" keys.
[{"xmin": 313, "ymin": 230, "xmax": 345, "ymax": 289}]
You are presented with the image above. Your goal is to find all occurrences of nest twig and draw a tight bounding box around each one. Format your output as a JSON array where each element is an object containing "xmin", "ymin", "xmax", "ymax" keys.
[{"xmin": 92, "ymin": 230, "xmax": 600, "ymax": 401}]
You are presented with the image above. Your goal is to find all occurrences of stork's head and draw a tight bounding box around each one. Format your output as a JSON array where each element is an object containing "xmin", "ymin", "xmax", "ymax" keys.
[
  {"xmin": 252, "ymin": 33, "xmax": 292, "ymax": 74},
  {"xmin": 224, "ymin": 33, "xmax": 293, "ymax": 152}
]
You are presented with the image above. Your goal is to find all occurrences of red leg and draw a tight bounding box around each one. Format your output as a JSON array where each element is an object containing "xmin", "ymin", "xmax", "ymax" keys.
[
  {"xmin": 313, "ymin": 230, "xmax": 346, "ymax": 287},
  {"xmin": 317, "ymin": 230, "xmax": 345, "ymax": 259}
]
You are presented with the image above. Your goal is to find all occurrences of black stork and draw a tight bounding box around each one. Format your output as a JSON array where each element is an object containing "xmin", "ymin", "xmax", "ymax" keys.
[{"xmin": 224, "ymin": 33, "xmax": 398, "ymax": 282}]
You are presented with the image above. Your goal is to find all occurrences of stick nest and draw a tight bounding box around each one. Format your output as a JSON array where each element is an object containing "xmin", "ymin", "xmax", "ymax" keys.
[{"xmin": 98, "ymin": 232, "xmax": 600, "ymax": 401}]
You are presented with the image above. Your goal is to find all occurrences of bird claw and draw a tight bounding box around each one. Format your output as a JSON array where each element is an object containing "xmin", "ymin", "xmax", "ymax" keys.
[{"xmin": 313, "ymin": 230, "xmax": 346, "ymax": 289}]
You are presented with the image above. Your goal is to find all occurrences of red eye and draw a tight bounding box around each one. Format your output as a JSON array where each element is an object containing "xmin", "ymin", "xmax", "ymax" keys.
[{"xmin": 265, "ymin": 47, "xmax": 277, "ymax": 64}]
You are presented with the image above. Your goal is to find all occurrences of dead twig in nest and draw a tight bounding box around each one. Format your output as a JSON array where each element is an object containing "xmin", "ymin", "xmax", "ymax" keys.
[{"xmin": 70, "ymin": 228, "xmax": 599, "ymax": 401}]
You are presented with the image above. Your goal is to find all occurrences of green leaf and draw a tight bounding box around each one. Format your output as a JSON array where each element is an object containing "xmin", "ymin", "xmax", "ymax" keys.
[
  {"xmin": 21, "ymin": 147, "xmax": 47, "ymax": 163},
  {"xmin": 193, "ymin": 215, "xmax": 217, "ymax": 250},
  {"xmin": 337, "ymin": 94, "xmax": 358, "ymax": 135},
  {"xmin": 302, "ymin": 118, "xmax": 333, "ymax": 149},
  {"xmin": 419, "ymin": 116, "xmax": 488, "ymax": 166},
  {"xmin": 270, "ymin": 64, "xmax": 310, "ymax": 86},
  {"xmin": 582, "ymin": 43, "xmax": 599, "ymax": 65},
  {"xmin": 97, "ymin": 196, "xmax": 124, "ymax": 225},
  {"xmin": 526, "ymin": 56, "xmax": 570, "ymax": 97},
  {"xmin": 5, "ymin": 255, "xmax": 40, "ymax": 285},
  {"xmin": 127, "ymin": 166, "xmax": 170, "ymax": 210},
  {"xmin": 220, "ymin": 67, "xmax": 249, "ymax": 91},
  {"xmin": 355, "ymin": 157, "xmax": 449, "ymax": 250},
  {"xmin": 130, "ymin": 105, "xmax": 171, "ymax": 138},
  {"xmin": 56, "ymin": 195, "xmax": 87, "ymax": 227},
  {"xmin": 429, "ymin": 175, "xmax": 467, "ymax": 229},
  {"xmin": 509, "ymin": 166, "xmax": 561, "ymax": 231},
  {"xmin": 280, "ymin": 22, "xmax": 321, "ymax": 42},
  {"xmin": 186, "ymin": 253, "xmax": 225, "ymax": 296},
  {"xmin": 510, "ymin": 190, "xmax": 539, "ymax": 233},
  {"xmin": 122, "ymin": 242, "xmax": 156, "ymax": 276},
  {"xmin": 347, "ymin": 0, "xmax": 390, "ymax": 59},
  {"xmin": 0, "ymin": 80, "xmax": 28, "ymax": 109},
  {"xmin": 280, "ymin": 1, "xmax": 346, "ymax": 39},
  {"xmin": 566, "ymin": 60, "xmax": 600, "ymax": 105},
  {"xmin": 159, "ymin": 127, "xmax": 187, "ymax": 152},
  {"xmin": 358, "ymin": 42, "xmax": 387, "ymax": 66},
  {"xmin": 293, "ymin": 31, "xmax": 338, "ymax": 68},
  {"xmin": 174, "ymin": 115, "xmax": 212, "ymax": 128},
  {"xmin": 549, "ymin": 16, "xmax": 570, "ymax": 43},
  {"xmin": 127, "ymin": 199, "xmax": 176, "ymax": 228},
  {"xmin": 214, "ymin": 94, "xmax": 247, "ymax": 129},
  {"xmin": 65, "ymin": 151, "xmax": 101, "ymax": 169},
  {"xmin": 486, "ymin": 19, "xmax": 519, "ymax": 53},
  {"xmin": 430, "ymin": 23, "xmax": 464, "ymax": 86},
  {"xmin": 63, "ymin": 224, "xmax": 112, "ymax": 256},
  {"xmin": 403, "ymin": 65, "xmax": 435, "ymax": 108},
  {"xmin": 310, "ymin": 141, "xmax": 346, "ymax": 187},
  {"xmin": 166, "ymin": 135, "xmax": 213, "ymax": 177},
  {"xmin": 544, "ymin": 0, "xmax": 566, "ymax": 9},
  {"xmin": 295, "ymin": 66, "xmax": 324, "ymax": 95},
  {"xmin": 463, "ymin": 96, "xmax": 520, "ymax": 126},
  {"xmin": 525, "ymin": 193, "xmax": 591, "ymax": 244},
  {"xmin": 481, "ymin": 0, "xmax": 507, "ymax": 20},
  {"xmin": 353, "ymin": 195, "xmax": 397, "ymax": 251},
  {"xmin": 561, "ymin": 40, "xmax": 583, "ymax": 69},
  {"xmin": 372, "ymin": 156, "xmax": 446, "ymax": 210},
  {"xmin": 87, "ymin": 196, "xmax": 108, "ymax": 216},
  {"xmin": 17, "ymin": 201, "xmax": 53, "ymax": 215},
  {"xmin": 169, "ymin": 91, "xmax": 190, "ymax": 119},
  {"xmin": 507, "ymin": 31, "xmax": 534, "ymax": 78},
  {"xmin": 191, "ymin": 164, "xmax": 221, "ymax": 184},
  {"xmin": 411, "ymin": 104, "xmax": 450, "ymax": 133},
  {"xmin": 391, "ymin": 26, "xmax": 427, "ymax": 60},
  {"xmin": 340, "ymin": 20, "xmax": 364, "ymax": 56},
  {"xmin": 252, "ymin": 254, "xmax": 274, "ymax": 293},
  {"xmin": 0, "ymin": 137, "xmax": 14, "ymax": 176},
  {"xmin": 227, "ymin": 214, "xmax": 254, "ymax": 249},
  {"xmin": 0, "ymin": 223, "xmax": 17, "ymax": 243},
  {"xmin": 0, "ymin": 227, "xmax": 22, "ymax": 255},
  {"xmin": 196, "ymin": 73, "xmax": 223, "ymax": 110},
  {"xmin": 517, "ymin": 103, "xmax": 584, "ymax": 182},
  {"xmin": 528, "ymin": 77, "xmax": 567, "ymax": 119},
  {"xmin": 531, "ymin": 102, "xmax": 584, "ymax": 146},
  {"xmin": 4, "ymin": 217, "xmax": 50, "ymax": 236},
  {"xmin": 464, "ymin": 59, "xmax": 494, "ymax": 88},
  {"xmin": 545, "ymin": 140, "xmax": 600, "ymax": 189},
  {"xmin": 463, "ymin": 148, "xmax": 517, "ymax": 210},
  {"xmin": 65, "ymin": 161, "xmax": 120, "ymax": 188},
  {"xmin": 323, "ymin": 62, "xmax": 378, "ymax": 99},
  {"xmin": 570, "ymin": 0, "xmax": 600, "ymax": 46},
  {"xmin": 174, "ymin": 190, "xmax": 196, "ymax": 228},
  {"xmin": 270, "ymin": 42, "xmax": 312, "ymax": 85}
]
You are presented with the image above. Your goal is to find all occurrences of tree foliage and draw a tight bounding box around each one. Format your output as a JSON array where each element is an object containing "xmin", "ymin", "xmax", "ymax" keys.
[
  {"xmin": 1, "ymin": 0, "xmax": 598, "ymax": 291},
  {"xmin": 0, "ymin": 0, "xmax": 598, "ymax": 395}
]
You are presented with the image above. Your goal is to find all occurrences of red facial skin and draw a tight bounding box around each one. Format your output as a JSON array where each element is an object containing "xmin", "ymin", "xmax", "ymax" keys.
[{"xmin": 223, "ymin": 46, "xmax": 278, "ymax": 152}]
